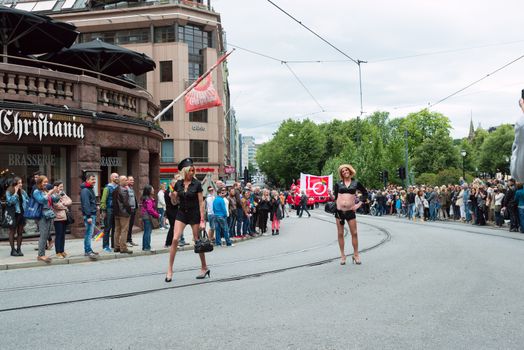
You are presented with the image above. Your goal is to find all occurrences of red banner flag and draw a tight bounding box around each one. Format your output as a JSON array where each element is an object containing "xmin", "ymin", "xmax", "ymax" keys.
[{"xmin": 184, "ymin": 75, "xmax": 222, "ymax": 113}]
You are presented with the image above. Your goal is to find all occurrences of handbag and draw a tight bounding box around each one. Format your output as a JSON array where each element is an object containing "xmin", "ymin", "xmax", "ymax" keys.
[
  {"xmin": 194, "ymin": 229, "xmax": 214, "ymax": 254},
  {"xmin": 1, "ymin": 203, "xmax": 16, "ymax": 228},
  {"xmin": 324, "ymin": 201, "xmax": 337, "ymax": 214},
  {"xmin": 23, "ymin": 197, "xmax": 42, "ymax": 220},
  {"xmin": 66, "ymin": 210, "xmax": 75, "ymax": 225}
]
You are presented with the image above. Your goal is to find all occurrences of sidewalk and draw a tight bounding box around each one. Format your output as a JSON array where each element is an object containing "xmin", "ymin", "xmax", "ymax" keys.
[{"xmin": 0, "ymin": 225, "xmax": 256, "ymax": 271}]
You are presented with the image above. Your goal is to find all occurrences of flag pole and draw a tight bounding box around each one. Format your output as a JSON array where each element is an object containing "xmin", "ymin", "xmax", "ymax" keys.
[{"xmin": 154, "ymin": 49, "xmax": 235, "ymax": 121}]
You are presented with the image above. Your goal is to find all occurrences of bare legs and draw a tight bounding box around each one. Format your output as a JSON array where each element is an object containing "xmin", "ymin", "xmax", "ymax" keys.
[
  {"xmin": 336, "ymin": 220, "xmax": 345, "ymax": 264},
  {"xmin": 166, "ymin": 221, "xmax": 208, "ymax": 280},
  {"xmin": 336, "ymin": 219, "xmax": 360, "ymax": 265},
  {"xmin": 191, "ymin": 224, "xmax": 208, "ymax": 274}
]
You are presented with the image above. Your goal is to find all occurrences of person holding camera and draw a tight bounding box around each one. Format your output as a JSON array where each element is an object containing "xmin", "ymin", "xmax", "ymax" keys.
[
  {"xmin": 33, "ymin": 175, "xmax": 59, "ymax": 263},
  {"xmin": 165, "ymin": 158, "xmax": 209, "ymax": 282},
  {"xmin": 6, "ymin": 177, "xmax": 29, "ymax": 256},
  {"xmin": 52, "ymin": 181, "xmax": 72, "ymax": 258},
  {"xmin": 333, "ymin": 164, "xmax": 368, "ymax": 265}
]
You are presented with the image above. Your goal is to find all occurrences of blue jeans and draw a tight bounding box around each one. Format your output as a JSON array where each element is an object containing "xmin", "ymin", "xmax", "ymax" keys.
[
  {"xmin": 103, "ymin": 208, "xmax": 114, "ymax": 249},
  {"xmin": 214, "ymin": 216, "xmax": 232, "ymax": 246},
  {"xmin": 242, "ymin": 215, "xmax": 251, "ymax": 235},
  {"xmin": 142, "ymin": 218, "xmax": 152, "ymax": 249},
  {"xmin": 236, "ymin": 208, "xmax": 244, "ymax": 235},
  {"xmin": 54, "ymin": 220, "xmax": 66, "ymax": 254},
  {"xmin": 408, "ymin": 203, "xmax": 414, "ymax": 220},
  {"xmin": 157, "ymin": 208, "xmax": 165, "ymax": 228},
  {"xmin": 83, "ymin": 215, "xmax": 96, "ymax": 254},
  {"xmin": 429, "ymin": 203, "xmax": 436, "ymax": 221}
]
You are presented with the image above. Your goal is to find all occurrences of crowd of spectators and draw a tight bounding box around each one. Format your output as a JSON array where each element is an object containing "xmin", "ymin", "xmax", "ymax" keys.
[{"xmin": 355, "ymin": 176, "xmax": 522, "ymax": 233}]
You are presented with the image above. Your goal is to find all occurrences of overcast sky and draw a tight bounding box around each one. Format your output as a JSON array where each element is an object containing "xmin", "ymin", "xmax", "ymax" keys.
[{"xmin": 211, "ymin": 0, "xmax": 524, "ymax": 143}]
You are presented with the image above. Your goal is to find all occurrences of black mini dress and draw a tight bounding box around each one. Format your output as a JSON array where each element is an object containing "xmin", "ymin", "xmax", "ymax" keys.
[{"xmin": 174, "ymin": 178, "xmax": 203, "ymax": 225}]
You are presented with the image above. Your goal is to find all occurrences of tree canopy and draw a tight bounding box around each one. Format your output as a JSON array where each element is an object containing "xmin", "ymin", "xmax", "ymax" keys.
[{"xmin": 256, "ymin": 109, "xmax": 514, "ymax": 188}]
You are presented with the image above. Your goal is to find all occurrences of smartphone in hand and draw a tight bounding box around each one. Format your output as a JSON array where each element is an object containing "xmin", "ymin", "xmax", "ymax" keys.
[{"xmin": 521, "ymin": 89, "xmax": 524, "ymax": 100}]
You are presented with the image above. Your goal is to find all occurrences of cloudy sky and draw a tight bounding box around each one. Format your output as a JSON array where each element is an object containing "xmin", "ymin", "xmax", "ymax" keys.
[{"xmin": 212, "ymin": 0, "xmax": 524, "ymax": 143}]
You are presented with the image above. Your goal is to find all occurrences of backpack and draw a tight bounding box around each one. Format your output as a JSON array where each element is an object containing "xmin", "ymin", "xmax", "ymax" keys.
[{"xmin": 24, "ymin": 197, "xmax": 42, "ymax": 219}]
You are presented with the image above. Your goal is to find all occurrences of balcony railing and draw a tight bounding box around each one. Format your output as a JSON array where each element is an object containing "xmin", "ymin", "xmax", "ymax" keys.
[{"xmin": 0, "ymin": 57, "xmax": 158, "ymax": 121}]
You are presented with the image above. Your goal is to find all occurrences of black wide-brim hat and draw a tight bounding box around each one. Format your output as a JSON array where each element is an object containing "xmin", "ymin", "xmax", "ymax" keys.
[{"xmin": 178, "ymin": 157, "xmax": 194, "ymax": 171}]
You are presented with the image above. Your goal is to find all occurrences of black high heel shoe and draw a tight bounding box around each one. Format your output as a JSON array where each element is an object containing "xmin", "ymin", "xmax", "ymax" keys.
[
  {"xmin": 352, "ymin": 256, "xmax": 362, "ymax": 265},
  {"xmin": 165, "ymin": 274, "xmax": 173, "ymax": 283},
  {"xmin": 196, "ymin": 269, "xmax": 210, "ymax": 279}
]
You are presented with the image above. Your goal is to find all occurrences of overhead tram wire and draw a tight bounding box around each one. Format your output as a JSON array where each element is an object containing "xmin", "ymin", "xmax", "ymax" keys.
[
  {"xmin": 265, "ymin": 0, "xmax": 367, "ymax": 127},
  {"xmin": 283, "ymin": 62, "xmax": 325, "ymax": 112},
  {"xmin": 429, "ymin": 53, "xmax": 524, "ymax": 108},
  {"xmin": 228, "ymin": 43, "xmax": 326, "ymax": 115}
]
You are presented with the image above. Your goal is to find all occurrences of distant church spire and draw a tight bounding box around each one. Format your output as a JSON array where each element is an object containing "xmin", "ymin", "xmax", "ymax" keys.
[{"xmin": 468, "ymin": 112, "xmax": 475, "ymax": 140}]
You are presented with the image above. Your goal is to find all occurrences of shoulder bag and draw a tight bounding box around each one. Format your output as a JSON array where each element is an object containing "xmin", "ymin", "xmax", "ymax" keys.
[
  {"xmin": 23, "ymin": 197, "xmax": 42, "ymax": 220},
  {"xmin": 194, "ymin": 228, "xmax": 214, "ymax": 254},
  {"xmin": 1, "ymin": 203, "xmax": 16, "ymax": 228},
  {"xmin": 324, "ymin": 201, "xmax": 337, "ymax": 214}
]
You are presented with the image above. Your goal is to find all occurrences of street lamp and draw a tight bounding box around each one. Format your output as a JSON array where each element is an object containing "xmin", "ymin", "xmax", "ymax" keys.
[{"xmin": 460, "ymin": 150, "xmax": 467, "ymax": 179}]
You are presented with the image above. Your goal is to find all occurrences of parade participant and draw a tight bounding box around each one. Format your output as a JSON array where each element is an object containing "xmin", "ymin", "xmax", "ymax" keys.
[
  {"xmin": 113, "ymin": 176, "xmax": 133, "ymax": 254},
  {"xmin": 213, "ymin": 187, "xmax": 233, "ymax": 247},
  {"xmin": 5, "ymin": 177, "xmax": 28, "ymax": 256},
  {"xmin": 157, "ymin": 183, "xmax": 167, "ymax": 230},
  {"xmin": 141, "ymin": 185, "xmax": 159, "ymax": 251},
  {"xmin": 510, "ymin": 99, "xmax": 524, "ymax": 181},
  {"xmin": 165, "ymin": 158, "xmax": 209, "ymax": 282},
  {"xmin": 51, "ymin": 181, "xmax": 72, "ymax": 258},
  {"xmin": 80, "ymin": 174, "xmax": 99, "ymax": 260},
  {"xmin": 333, "ymin": 164, "xmax": 368, "ymax": 265},
  {"xmin": 270, "ymin": 190, "xmax": 283, "ymax": 235},
  {"xmin": 33, "ymin": 175, "xmax": 59, "ymax": 263},
  {"xmin": 100, "ymin": 172, "xmax": 119, "ymax": 252},
  {"xmin": 205, "ymin": 186, "xmax": 216, "ymax": 242},
  {"xmin": 126, "ymin": 176, "xmax": 139, "ymax": 247}
]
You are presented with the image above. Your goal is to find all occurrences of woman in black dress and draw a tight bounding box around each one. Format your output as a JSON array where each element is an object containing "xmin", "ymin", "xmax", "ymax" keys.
[
  {"xmin": 165, "ymin": 158, "xmax": 209, "ymax": 282},
  {"xmin": 333, "ymin": 164, "xmax": 368, "ymax": 265}
]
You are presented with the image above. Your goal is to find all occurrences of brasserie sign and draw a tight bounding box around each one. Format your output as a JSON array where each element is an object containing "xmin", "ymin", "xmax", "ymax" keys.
[{"xmin": 0, "ymin": 109, "xmax": 85, "ymax": 141}]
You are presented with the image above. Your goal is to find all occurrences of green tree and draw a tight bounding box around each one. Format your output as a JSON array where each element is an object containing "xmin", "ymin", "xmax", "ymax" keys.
[
  {"xmin": 411, "ymin": 128, "xmax": 459, "ymax": 174},
  {"xmin": 478, "ymin": 124, "xmax": 514, "ymax": 173}
]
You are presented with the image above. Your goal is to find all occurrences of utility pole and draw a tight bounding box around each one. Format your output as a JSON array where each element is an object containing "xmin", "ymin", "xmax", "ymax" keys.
[
  {"xmin": 404, "ymin": 129, "xmax": 409, "ymax": 187},
  {"xmin": 356, "ymin": 59, "xmax": 367, "ymax": 147}
]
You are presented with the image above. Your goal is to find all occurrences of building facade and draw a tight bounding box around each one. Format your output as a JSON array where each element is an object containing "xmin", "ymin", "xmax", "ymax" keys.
[
  {"xmin": 49, "ymin": 0, "xmax": 235, "ymax": 182},
  {"xmin": 0, "ymin": 57, "xmax": 162, "ymax": 239}
]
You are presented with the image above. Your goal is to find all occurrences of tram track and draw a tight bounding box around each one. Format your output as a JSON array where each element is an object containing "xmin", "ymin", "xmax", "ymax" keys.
[{"xmin": 0, "ymin": 216, "xmax": 391, "ymax": 313}]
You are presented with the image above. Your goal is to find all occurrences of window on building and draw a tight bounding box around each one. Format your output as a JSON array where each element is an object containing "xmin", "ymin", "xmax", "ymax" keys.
[
  {"xmin": 154, "ymin": 26, "xmax": 175, "ymax": 43},
  {"xmin": 159, "ymin": 100, "xmax": 173, "ymax": 121},
  {"xmin": 190, "ymin": 140, "xmax": 208, "ymax": 162},
  {"xmin": 115, "ymin": 28, "xmax": 150, "ymax": 45},
  {"xmin": 178, "ymin": 24, "xmax": 212, "ymax": 81},
  {"xmin": 81, "ymin": 28, "xmax": 149, "ymax": 45},
  {"xmin": 160, "ymin": 61, "xmax": 173, "ymax": 82},
  {"xmin": 189, "ymin": 110, "xmax": 207, "ymax": 123},
  {"xmin": 161, "ymin": 139, "xmax": 174, "ymax": 163}
]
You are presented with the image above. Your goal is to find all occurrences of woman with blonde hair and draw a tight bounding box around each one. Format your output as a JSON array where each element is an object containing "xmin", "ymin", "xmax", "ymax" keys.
[
  {"xmin": 333, "ymin": 164, "xmax": 368, "ymax": 265},
  {"xmin": 165, "ymin": 158, "xmax": 209, "ymax": 282}
]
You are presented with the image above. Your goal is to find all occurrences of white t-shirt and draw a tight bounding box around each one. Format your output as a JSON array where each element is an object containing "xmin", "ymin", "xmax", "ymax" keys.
[
  {"xmin": 205, "ymin": 195, "xmax": 215, "ymax": 215},
  {"xmin": 511, "ymin": 112, "xmax": 524, "ymax": 181}
]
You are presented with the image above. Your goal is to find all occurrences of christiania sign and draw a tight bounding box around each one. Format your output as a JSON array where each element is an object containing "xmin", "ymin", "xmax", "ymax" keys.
[{"xmin": 0, "ymin": 109, "xmax": 85, "ymax": 141}]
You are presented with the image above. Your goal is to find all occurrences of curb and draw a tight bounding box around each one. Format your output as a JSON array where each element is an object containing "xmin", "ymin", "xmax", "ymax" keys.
[{"xmin": 0, "ymin": 234, "xmax": 258, "ymax": 271}]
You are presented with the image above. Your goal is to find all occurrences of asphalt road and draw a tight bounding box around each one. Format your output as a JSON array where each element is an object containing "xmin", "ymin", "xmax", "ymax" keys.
[{"xmin": 1, "ymin": 212, "xmax": 523, "ymax": 350}]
